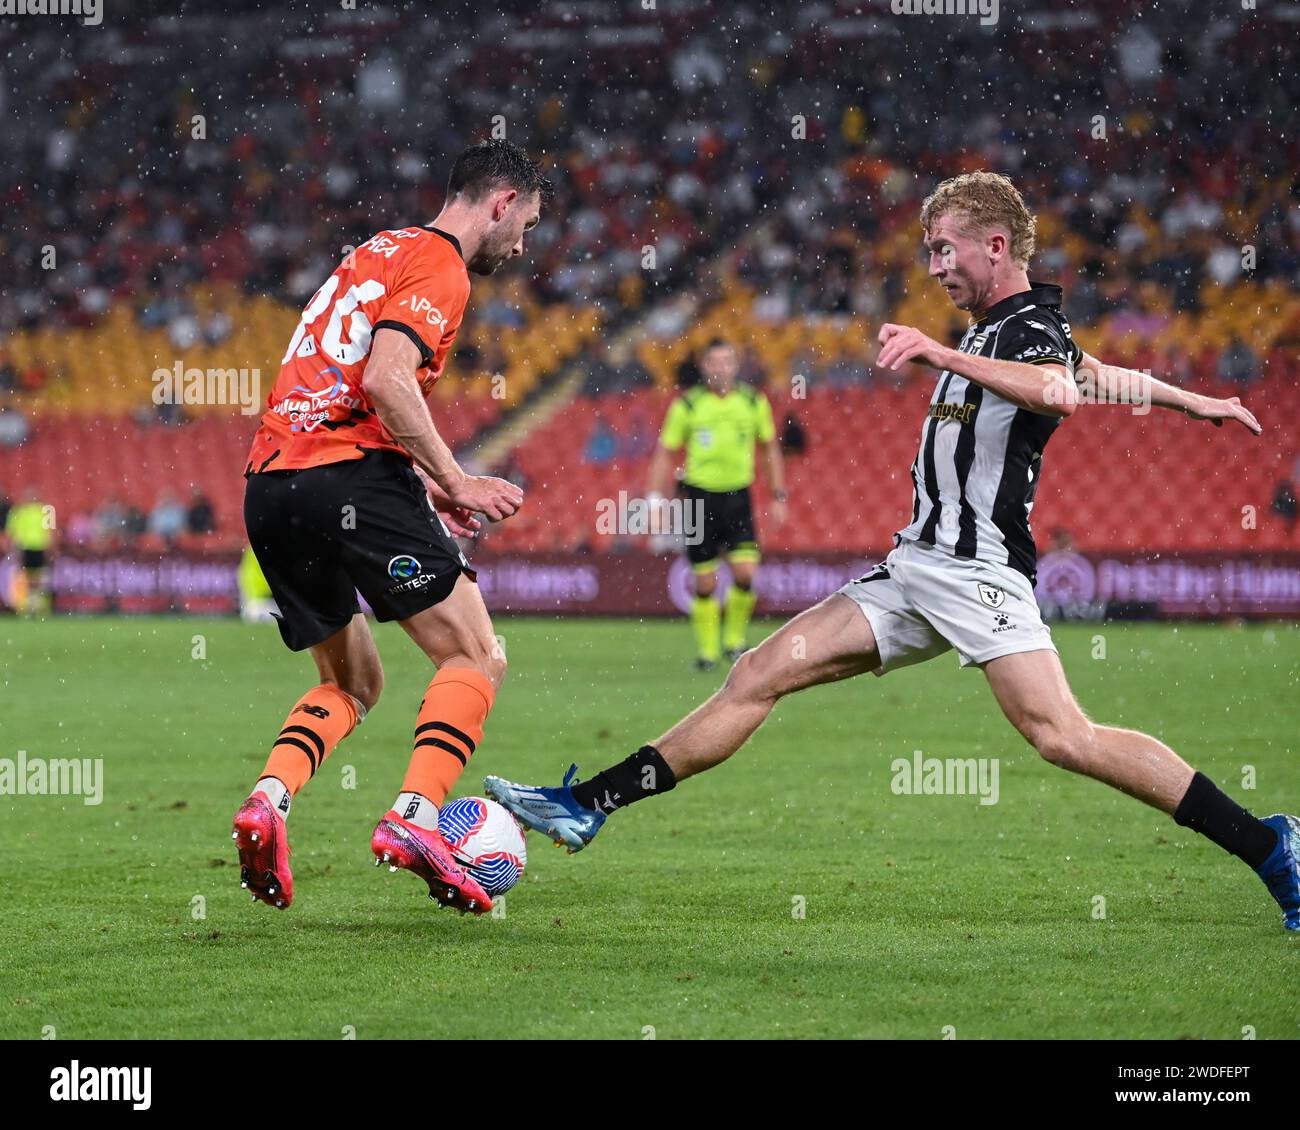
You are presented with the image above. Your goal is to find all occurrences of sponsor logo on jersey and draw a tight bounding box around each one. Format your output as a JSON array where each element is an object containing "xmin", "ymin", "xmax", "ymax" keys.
[
  {"xmin": 276, "ymin": 364, "xmax": 362, "ymax": 432},
  {"xmin": 398, "ymin": 294, "xmax": 450, "ymax": 330},
  {"xmin": 928, "ymin": 401, "xmax": 978, "ymax": 424}
]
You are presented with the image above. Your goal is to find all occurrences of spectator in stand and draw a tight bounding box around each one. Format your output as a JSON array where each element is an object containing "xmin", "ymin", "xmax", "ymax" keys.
[
  {"xmin": 66, "ymin": 511, "xmax": 96, "ymax": 545},
  {"xmin": 823, "ymin": 347, "xmax": 871, "ymax": 388},
  {"xmin": 583, "ymin": 413, "xmax": 618, "ymax": 465},
  {"xmin": 94, "ymin": 497, "xmax": 128, "ymax": 545},
  {"xmin": 17, "ymin": 364, "xmax": 47, "ymax": 394},
  {"xmin": 736, "ymin": 347, "xmax": 770, "ymax": 391},
  {"xmin": 577, "ymin": 339, "xmax": 619, "ymax": 396},
  {"xmin": 0, "ymin": 395, "xmax": 30, "ymax": 447},
  {"xmin": 124, "ymin": 506, "xmax": 148, "ymax": 540},
  {"xmin": 155, "ymin": 396, "xmax": 189, "ymax": 427},
  {"xmin": 202, "ymin": 310, "xmax": 233, "ymax": 347},
  {"xmin": 624, "ymin": 405, "xmax": 658, "ymax": 460},
  {"xmin": 1272, "ymin": 480, "xmax": 1297, "ymax": 527},
  {"xmin": 781, "ymin": 413, "xmax": 807, "ymax": 456},
  {"xmin": 187, "ymin": 491, "xmax": 216, "ymax": 535},
  {"xmin": 1219, "ymin": 334, "xmax": 1260, "ymax": 386},
  {"xmin": 149, "ymin": 492, "xmax": 188, "ymax": 545},
  {"xmin": 1049, "ymin": 528, "xmax": 1078, "ymax": 553}
]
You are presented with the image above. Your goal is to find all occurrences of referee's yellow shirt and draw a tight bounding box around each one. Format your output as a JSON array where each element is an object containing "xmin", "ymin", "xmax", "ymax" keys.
[
  {"xmin": 660, "ymin": 385, "xmax": 775, "ymax": 493},
  {"xmin": 5, "ymin": 502, "xmax": 52, "ymax": 552}
]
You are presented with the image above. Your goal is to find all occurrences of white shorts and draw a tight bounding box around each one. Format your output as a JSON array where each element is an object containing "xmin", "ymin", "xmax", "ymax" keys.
[{"xmin": 838, "ymin": 538, "xmax": 1056, "ymax": 675}]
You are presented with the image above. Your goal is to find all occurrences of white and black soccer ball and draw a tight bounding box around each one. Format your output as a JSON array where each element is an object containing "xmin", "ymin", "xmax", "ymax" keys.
[{"xmin": 438, "ymin": 797, "xmax": 527, "ymax": 898}]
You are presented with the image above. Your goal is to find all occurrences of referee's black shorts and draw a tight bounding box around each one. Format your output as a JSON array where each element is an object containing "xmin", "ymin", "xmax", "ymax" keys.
[
  {"xmin": 683, "ymin": 484, "xmax": 759, "ymax": 567},
  {"xmin": 243, "ymin": 450, "xmax": 476, "ymax": 652}
]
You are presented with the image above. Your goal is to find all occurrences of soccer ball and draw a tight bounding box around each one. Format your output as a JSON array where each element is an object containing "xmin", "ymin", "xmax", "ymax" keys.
[{"xmin": 438, "ymin": 796, "xmax": 527, "ymax": 898}]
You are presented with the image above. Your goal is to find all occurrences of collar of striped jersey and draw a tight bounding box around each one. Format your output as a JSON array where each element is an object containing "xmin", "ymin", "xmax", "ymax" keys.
[
  {"xmin": 972, "ymin": 280, "xmax": 1063, "ymax": 328},
  {"xmin": 422, "ymin": 225, "xmax": 464, "ymax": 259}
]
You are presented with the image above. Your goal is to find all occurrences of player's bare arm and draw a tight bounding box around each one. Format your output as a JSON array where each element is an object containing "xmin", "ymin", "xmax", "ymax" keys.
[
  {"xmin": 876, "ymin": 322, "xmax": 1078, "ymax": 417},
  {"xmin": 362, "ymin": 327, "xmax": 524, "ymax": 522},
  {"xmin": 1074, "ymin": 349, "xmax": 1262, "ymax": 435}
]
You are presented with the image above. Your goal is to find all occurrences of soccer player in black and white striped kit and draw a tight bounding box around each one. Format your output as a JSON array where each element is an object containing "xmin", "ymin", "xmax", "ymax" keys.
[{"xmin": 488, "ymin": 172, "xmax": 1300, "ymax": 932}]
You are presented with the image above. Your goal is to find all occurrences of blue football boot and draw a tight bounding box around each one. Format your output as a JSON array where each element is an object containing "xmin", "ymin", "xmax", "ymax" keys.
[
  {"xmin": 484, "ymin": 764, "xmax": 606, "ymax": 853},
  {"xmin": 1256, "ymin": 814, "xmax": 1300, "ymax": 931}
]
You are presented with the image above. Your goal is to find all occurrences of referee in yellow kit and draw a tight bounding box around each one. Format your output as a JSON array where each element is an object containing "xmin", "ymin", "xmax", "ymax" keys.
[
  {"xmin": 647, "ymin": 339, "xmax": 787, "ymax": 669},
  {"xmin": 3, "ymin": 487, "xmax": 54, "ymax": 615}
]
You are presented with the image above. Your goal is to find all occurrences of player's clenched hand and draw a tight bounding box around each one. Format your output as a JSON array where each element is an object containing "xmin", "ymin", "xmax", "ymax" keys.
[
  {"xmin": 876, "ymin": 324, "xmax": 950, "ymax": 372},
  {"xmin": 436, "ymin": 505, "xmax": 483, "ymax": 539},
  {"xmin": 445, "ymin": 475, "xmax": 525, "ymax": 522},
  {"xmin": 412, "ymin": 467, "xmax": 484, "ymax": 537},
  {"xmin": 1187, "ymin": 395, "xmax": 1262, "ymax": 435}
]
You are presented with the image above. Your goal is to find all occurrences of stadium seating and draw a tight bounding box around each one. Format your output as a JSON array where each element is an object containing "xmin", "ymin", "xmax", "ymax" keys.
[{"xmin": 481, "ymin": 366, "xmax": 1300, "ymax": 556}]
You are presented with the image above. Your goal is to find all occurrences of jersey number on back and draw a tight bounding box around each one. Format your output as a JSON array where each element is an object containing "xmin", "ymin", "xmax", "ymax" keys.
[{"xmin": 281, "ymin": 274, "xmax": 388, "ymax": 367}]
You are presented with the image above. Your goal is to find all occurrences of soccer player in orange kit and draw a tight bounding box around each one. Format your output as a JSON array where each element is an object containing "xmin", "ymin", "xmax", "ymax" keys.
[{"xmin": 232, "ymin": 140, "xmax": 550, "ymax": 915}]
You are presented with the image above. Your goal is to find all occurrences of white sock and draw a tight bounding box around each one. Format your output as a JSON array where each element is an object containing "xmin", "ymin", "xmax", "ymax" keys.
[
  {"xmin": 395, "ymin": 791, "xmax": 439, "ymax": 831},
  {"xmin": 254, "ymin": 777, "xmax": 291, "ymax": 820}
]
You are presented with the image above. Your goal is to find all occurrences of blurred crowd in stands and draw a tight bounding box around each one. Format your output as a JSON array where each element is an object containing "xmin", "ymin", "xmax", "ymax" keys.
[
  {"xmin": 2, "ymin": 0, "xmax": 1298, "ymax": 563},
  {"xmin": 6, "ymin": 1, "xmax": 1296, "ymax": 343}
]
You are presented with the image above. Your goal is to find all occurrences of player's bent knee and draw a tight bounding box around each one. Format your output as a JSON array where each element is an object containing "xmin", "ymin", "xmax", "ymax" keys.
[
  {"xmin": 723, "ymin": 647, "xmax": 779, "ymax": 705},
  {"xmin": 1029, "ymin": 717, "xmax": 1094, "ymax": 773}
]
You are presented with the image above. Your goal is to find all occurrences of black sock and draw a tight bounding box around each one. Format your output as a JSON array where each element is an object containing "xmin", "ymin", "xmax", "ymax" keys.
[
  {"xmin": 572, "ymin": 745, "xmax": 677, "ymax": 815},
  {"xmin": 1173, "ymin": 771, "xmax": 1278, "ymax": 869}
]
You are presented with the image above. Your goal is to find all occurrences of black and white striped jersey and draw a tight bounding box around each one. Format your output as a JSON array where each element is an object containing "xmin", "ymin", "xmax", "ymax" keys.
[{"xmin": 895, "ymin": 282, "xmax": 1083, "ymax": 583}]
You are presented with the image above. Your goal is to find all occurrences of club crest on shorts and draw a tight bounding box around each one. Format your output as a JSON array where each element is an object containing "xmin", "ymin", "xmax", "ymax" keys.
[{"xmin": 977, "ymin": 582, "xmax": 1006, "ymax": 609}]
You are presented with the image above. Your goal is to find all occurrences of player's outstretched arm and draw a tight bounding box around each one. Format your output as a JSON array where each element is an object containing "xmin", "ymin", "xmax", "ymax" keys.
[
  {"xmin": 1076, "ymin": 349, "xmax": 1262, "ymax": 435},
  {"xmin": 362, "ymin": 328, "xmax": 524, "ymax": 521},
  {"xmin": 876, "ymin": 323, "xmax": 1077, "ymax": 417}
]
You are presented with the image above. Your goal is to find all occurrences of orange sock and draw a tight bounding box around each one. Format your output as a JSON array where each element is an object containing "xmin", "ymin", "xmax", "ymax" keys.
[
  {"xmin": 401, "ymin": 667, "xmax": 496, "ymax": 806},
  {"xmin": 259, "ymin": 683, "xmax": 361, "ymax": 796}
]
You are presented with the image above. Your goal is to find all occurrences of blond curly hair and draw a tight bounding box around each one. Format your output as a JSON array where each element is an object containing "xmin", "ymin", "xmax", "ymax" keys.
[{"xmin": 919, "ymin": 172, "xmax": 1037, "ymax": 268}]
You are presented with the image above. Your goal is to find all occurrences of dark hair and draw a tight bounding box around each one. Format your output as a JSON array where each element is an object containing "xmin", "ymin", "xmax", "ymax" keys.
[
  {"xmin": 447, "ymin": 140, "xmax": 553, "ymax": 203},
  {"xmin": 702, "ymin": 337, "xmax": 734, "ymax": 353}
]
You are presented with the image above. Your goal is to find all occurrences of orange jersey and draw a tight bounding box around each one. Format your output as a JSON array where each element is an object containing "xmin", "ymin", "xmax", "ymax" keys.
[{"xmin": 245, "ymin": 226, "xmax": 470, "ymax": 474}]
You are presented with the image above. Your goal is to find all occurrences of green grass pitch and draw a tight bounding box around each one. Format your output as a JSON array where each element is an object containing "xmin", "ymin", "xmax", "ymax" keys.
[{"xmin": 1, "ymin": 615, "xmax": 1297, "ymax": 1040}]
